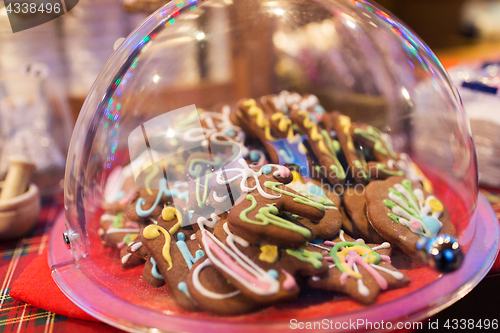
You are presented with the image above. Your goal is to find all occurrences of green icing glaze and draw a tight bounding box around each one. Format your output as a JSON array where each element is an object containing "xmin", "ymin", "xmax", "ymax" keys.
[
  {"xmin": 122, "ymin": 233, "xmax": 135, "ymax": 245},
  {"xmin": 387, "ymin": 213, "xmax": 399, "ymax": 224},
  {"xmin": 353, "ymin": 127, "xmax": 398, "ymax": 159},
  {"xmin": 113, "ymin": 212, "xmax": 123, "ymax": 228},
  {"xmin": 377, "ymin": 164, "xmax": 404, "ymax": 176},
  {"xmin": 286, "ymin": 248, "xmax": 324, "ymax": 269},
  {"xmin": 329, "ymin": 241, "xmax": 381, "ymax": 274},
  {"xmin": 264, "ymin": 181, "xmax": 325, "ymax": 211},
  {"xmin": 195, "ymin": 170, "xmax": 210, "ymax": 208},
  {"xmin": 188, "ymin": 157, "xmax": 222, "ymax": 177},
  {"xmin": 353, "ymin": 160, "xmax": 369, "ymax": 180},
  {"xmin": 321, "ymin": 129, "xmax": 346, "ymax": 180},
  {"xmin": 314, "ymin": 166, "xmax": 326, "ymax": 177},
  {"xmin": 239, "ymin": 195, "xmax": 312, "ymax": 238}
]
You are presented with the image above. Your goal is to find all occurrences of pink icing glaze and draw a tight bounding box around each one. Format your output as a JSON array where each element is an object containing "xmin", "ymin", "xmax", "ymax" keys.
[
  {"xmin": 279, "ymin": 166, "xmax": 291, "ymax": 178},
  {"xmin": 341, "ymin": 252, "xmax": 388, "ymax": 290},
  {"xmin": 355, "ymin": 238, "xmax": 365, "ymax": 244},
  {"xmin": 324, "ymin": 241, "xmax": 336, "ymax": 246},
  {"xmin": 203, "ymin": 231, "xmax": 272, "ymax": 291},
  {"xmin": 410, "ymin": 219, "xmax": 422, "ymax": 231},
  {"xmin": 117, "ymin": 241, "xmax": 126, "ymax": 249},
  {"xmin": 281, "ymin": 269, "xmax": 296, "ymax": 291},
  {"xmin": 125, "ymin": 222, "xmax": 140, "ymax": 228},
  {"xmin": 380, "ymin": 255, "xmax": 391, "ymax": 263},
  {"xmin": 324, "ymin": 256, "xmax": 334, "ymax": 262}
]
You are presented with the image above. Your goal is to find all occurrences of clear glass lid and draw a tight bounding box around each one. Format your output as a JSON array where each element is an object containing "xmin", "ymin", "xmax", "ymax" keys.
[{"xmin": 60, "ymin": 0, "xmax": 478, "ymax": 326}]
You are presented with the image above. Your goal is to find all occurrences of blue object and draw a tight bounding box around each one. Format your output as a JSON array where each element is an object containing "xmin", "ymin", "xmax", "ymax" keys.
[
  {"xmin": 462, "ymin": 81, "xmax": 498, "ymax": 95},
  {"xmin": 416, "ymin": 234, "xmax": 463, "ymax": 272},
  {"xmin": 421, "ymin": 216, "xmax": 441, "ymax": 236},
  {"xmin": 261, "ymin": 165, "xmax": 272, "ymax": 174},
  {"xmin": 267, "ymin": 269, "xmax": 278, "ymax": 279},
  {"xmin": 249, "ymin": 150, "xmax": 260, "ymax": 161}
]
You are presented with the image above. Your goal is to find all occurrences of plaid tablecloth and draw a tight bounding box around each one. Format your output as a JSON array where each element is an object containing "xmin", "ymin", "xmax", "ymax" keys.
[
  {"xmin": 0, "ymin": 198, "xmax": 121, "ymax": 333},
  {"xmin": 1, "ymin": 190, "xmax": 499, "ymax": 333}
]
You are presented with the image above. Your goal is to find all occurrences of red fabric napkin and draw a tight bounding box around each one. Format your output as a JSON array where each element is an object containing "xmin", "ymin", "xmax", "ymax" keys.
[{"xmin": 9, "ymin": 248, "xmax": 99, "ymax": 322}]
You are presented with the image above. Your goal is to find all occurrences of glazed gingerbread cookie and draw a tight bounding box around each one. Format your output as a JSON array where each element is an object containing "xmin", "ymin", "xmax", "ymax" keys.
[
  {"xmin": 236, "ymin": 99, "xmax": 280, "ymax": 164},
  {"xmin": 308, "ymin": 231, "xmax": 410, "ymax": 304},
  {"xmin": 209, "ymin": 159, "xmax": 341, "ymax": 247},
  {"xmin": 193, "ymin": 218, "xmax": 329, "ymax": 305},
  {"xmin": 350, "ymin": 123, "xmax": 404, "ymax": 179},
  {"xmin": 138, "ymin": 207, "xmax": 204, "ymax": 311},
  {"xmin": 186, "ymin": 257, "xmax": 261, "ymax": 315},
  {"xmin": 365, "ymin": 176, "xmax": 455, "ymax": 258},
  {"xmin": 324, "ymin": 112, "xmax": 368, "ymax": 184},
  {"xmin": 286, "ymin": 173, "xmax": 343, "ymax": 240},
  {"xmin": 290, "ymin": 109, "xmax": 345, "ymax": 186}
]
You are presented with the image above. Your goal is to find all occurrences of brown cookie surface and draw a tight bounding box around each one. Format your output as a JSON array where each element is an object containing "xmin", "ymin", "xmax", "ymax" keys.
[{"xmin": 344, "ymin": 188, "xmax": 386, "ymax": 243}]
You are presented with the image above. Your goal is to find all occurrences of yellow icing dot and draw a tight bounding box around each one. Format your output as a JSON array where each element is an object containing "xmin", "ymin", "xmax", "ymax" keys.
[
  {"xmin": 130, "ymin": 234, "xmax": 138, "ymax": 242},
  {"xmin": 429, "ymin": 198, "xmax": 443, "ymax": 213},
  {"xmin": 162, "ymin": 206, "xmax": 176, "ymax": 221},
  {"xmin": 259, "ymin": 245, "xmax": 278, "ymax": 263},
  {"xmin": 291, "ymin": 171, "xmax": 301, "ymax": 183}
]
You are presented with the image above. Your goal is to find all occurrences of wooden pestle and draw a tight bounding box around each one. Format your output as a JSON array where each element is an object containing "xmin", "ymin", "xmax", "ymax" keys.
[{"xmin": 0, "ymin": 156, "xmax": 36, "ymax": 201}]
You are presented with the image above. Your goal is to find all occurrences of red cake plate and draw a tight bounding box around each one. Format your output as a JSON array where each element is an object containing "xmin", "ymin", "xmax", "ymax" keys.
[{"xmin": 49, "ymin": 192, "xmax": 499, "ymax": 333}]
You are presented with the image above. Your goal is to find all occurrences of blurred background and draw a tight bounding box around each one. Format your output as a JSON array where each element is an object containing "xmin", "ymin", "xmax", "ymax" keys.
[{"xmin": 1, "ymin": 0, "xmax": 500, "ymax": 193}]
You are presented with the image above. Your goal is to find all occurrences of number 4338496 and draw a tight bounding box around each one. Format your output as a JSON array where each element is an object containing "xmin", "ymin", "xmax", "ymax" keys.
[
  {"xmin": 444, "ymin": 319, "xmax": 498, "ymax": 330},
  {"xmin": 5, "ymin": 2, "xmax": 62, "ymax": 14}
]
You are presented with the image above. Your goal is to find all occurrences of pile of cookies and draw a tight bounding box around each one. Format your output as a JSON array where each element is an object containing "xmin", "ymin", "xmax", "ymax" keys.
[{"xmin": 98, "ymin": 91, "xmax": 456, "ymax": 315}]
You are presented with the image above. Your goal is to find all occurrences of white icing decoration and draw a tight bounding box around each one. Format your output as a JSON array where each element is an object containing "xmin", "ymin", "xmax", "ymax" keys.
[
  {"xmin": 130, "ymin": 242, "xmax": 143, "ymax": 252},
  {"xmin": 371, "ymin": 242, "xmax": 391, "ymax": 251},
  {"xmin": 353, "ymin": 263, "xmax": 370, "ymax": 296},
  {"xmin": 192, "ymin": 258, "xmax": 241, "ymax": 299},
  {"xmin": 339, "ymin": 229, "xmax": 346, "ymax": 242},
  {"xmin": 190, "ymin": 233, "xmax": 196, "ymax": 240},
  {"xmin": 100, "ymin": 214, "xmax": 117, "ymax": 222},
  {"xmin": 105, "ymin": 228, "xmax": 140, "ymax": 235},
  {"xmin": 369, "ymin": 264, "xmax": 404, "ymax": 280},
  {"xmin": 197, "ymin": 214, "xmax": 220, "ymax": 229},
  {"xmin": 212, "ymin": 191, "xmax": 229, "ymax": 203},
  {"xmin": 215, "ymin": 159, "xmax": 281, "ymax": 199},
  {"xmin": 310, "ymin": 243, "xmax": 331, "ymax": 251},
  {"xmin": 121, "ymin": 253, "xmax": 132, "ymax": 264},
  {"xmin": 196, "ymin": 217, "xmax": 280, "ymax": 296}
]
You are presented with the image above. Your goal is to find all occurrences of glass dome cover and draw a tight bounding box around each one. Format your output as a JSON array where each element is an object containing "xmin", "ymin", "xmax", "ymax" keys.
[{"xmin": 54, "ymin": 0, "xmax": 494, "ymax": 331}]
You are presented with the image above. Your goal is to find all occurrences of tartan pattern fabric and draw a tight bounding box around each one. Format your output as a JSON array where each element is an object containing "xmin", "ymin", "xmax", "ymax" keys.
[
  {"xmin": 1, "ymin": 191, "xmax": 499, "ymax": 332},
  {"xmin": 0, "ymin": 198, "xmax": 121, "ymax": 332}
]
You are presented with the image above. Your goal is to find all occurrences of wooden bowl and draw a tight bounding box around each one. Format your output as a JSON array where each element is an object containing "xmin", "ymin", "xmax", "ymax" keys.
[{"xmin": 0, "ymin": 182, "xmax": 41, "ymax": 240}]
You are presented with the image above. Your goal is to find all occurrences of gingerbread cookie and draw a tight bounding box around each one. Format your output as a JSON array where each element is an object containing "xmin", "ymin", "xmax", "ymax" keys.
[
  {"xmin": 325, "ymin": 112, "xmax": 368, "ymax": 184},
  {"xmin": 209, "ymin": 159, "xmax": 341, "ymax": 247},
  {"xmin": 286, "ymin": 173, "xmax": 343, "ymax": 240},
  {"xmin": 350, "ymin": 123, "xmax": 404, "ymax": 179},
  {"xmin": 308, "ymin": 231, "xmax": 410, "ymax": 304},
  {"xmin": 344, "ymin": 188, "xmax": 386, "ymax": 243},
  {"xmin": 290, "ymin": 109, "xmax": 345, "ymax": 186},
  {"xmin": 365, "ymin": 177, "xmax": 455, "ymax": 258},
  {"xmin": 186, "ymin": 257, "xmax": 261, "ymax": 315},
  {"xmin": 138, "ymin": 210, "xmax": 204, "ymax": 311},
  {"xmin": 236, "ymin": 99, "xmax": 280, "ymax": 164}
]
